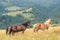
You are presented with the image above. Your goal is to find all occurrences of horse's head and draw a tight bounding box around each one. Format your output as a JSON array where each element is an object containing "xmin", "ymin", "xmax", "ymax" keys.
[
  {"xmin": 44, "ymin": 19, "xmax": 52, "ymax": 25},
  {"xmin": 22, "ymin": 21, "xmax": 31, "ymax": 27},
  {"xmin": 26, "ymin": 21, "xmax": 31, "ymax": 26}
]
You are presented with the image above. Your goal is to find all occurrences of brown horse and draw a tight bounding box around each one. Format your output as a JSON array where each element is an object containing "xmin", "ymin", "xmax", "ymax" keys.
[
  {"xmin": 6, "ymin": 21, "xmax": 30, "ymax": 35},
  {"xmin": 33, "ymin": 19, "xmax": 52, "ymax": 32}
]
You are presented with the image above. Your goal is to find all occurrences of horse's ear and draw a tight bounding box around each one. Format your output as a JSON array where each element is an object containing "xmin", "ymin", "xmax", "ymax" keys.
[
  {"xmin": 27, "ymin": 21, "xmax": 30, "ymax": 22},
  {"xmin": 27, "ymin": 21, "xmax": 30, "ymax": 23}
]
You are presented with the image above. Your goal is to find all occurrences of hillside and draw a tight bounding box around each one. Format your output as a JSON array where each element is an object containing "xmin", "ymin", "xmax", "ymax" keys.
[{"xmin": 0, "ymin": 0, "xmax": 60, "ymax": 29}]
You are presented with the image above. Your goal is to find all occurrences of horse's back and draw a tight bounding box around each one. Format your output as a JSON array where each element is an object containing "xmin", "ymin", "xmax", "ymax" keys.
[
  {"xmin": 33, "ymin": 23, "xmax": 41, "ymax": 29},
  {"xmin": 33, "ymin": 23, "xmax": 48, "ymax": 30},
  {"xmin": 16, "ymin": 25, "xmax": 26, "ymax": 31},
  {"xmin": 40, "ymin": 24, "xmax": 48, "ymax": 29}
]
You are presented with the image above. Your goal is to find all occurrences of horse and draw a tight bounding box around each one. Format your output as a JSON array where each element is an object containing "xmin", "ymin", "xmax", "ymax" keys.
[
  {"xmin": 6, "ymin": 21, "xmax": 30, "ymax": 35},
  {"xmin": 33, "ymin": 19, "xmax": 52, "ymax": 32}
]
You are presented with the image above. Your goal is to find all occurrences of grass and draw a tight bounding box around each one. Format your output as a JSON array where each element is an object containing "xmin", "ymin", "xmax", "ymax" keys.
[{"xmin": 0, "ymin": 26, "xmax": 60, "ymax": 40}]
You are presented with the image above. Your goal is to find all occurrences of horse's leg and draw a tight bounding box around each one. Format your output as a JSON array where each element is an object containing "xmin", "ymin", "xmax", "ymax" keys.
[
  {"xmin": 9, "ymin": 27, "xmax": 12, "ymax": 35},
  {"xmin": 47, "ymin": 27, "xmax": 49, "ymax": 30},
  {"xmin": 33, "ymin": 27, "xmax": 37, "ymax": 32},
  {"xmin": 46, "ymin": 27, "xmax": 49, "ymax": 30},
  {"xmin": 33, "ymin": 28, "xmax": 36, "ymax": 32},
  {"xmin": 33, "ymin": 28, "xmax": 39, "ymax": 32},
  {"xmin": 22, "ymin": 31, "xmax": 24, "ymax": 34},
  {"xmin": 9, "ymin": 30, "xmax": 12, "ymax": 35},
  {"xmin": 12, "ymin": 31, "xmax": 15, "ymax": 35},
  {"xmin": 36, "ymin": 29, "xmax": 39, "ymax": 33},
  {"xmin": 6, "ymin": 28, "xmax": 8, "ymax": 35}
]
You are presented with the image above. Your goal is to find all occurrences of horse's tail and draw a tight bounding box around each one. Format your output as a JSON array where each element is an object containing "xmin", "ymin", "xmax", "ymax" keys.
[
  {"xmin": 33, "ymin": 24, "xmax": 36, "ymax": 32},
  {"xmin": 33, "ymin": 28, "xmax": 35, "ymax": 32},
  {"xmin": 8, "ymin": 27, "xmax": 12, "ymax": 34},
  {"xmin": 6, "ymin": 27, "xmax": 8, "ymax": 34}
]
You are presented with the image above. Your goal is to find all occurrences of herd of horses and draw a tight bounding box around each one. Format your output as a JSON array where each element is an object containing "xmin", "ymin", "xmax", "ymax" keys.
[{"xmin": 6, "ymin": 19, "xmax": 52, "ymax": 35}]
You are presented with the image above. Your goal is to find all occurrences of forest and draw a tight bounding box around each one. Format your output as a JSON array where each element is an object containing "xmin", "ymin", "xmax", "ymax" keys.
[{"xmin": 0, "ymin": 0, "xmax": 60, "ymax": 29}]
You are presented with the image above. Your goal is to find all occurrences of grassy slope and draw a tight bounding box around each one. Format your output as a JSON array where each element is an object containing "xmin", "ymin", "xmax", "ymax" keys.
[{"xmin": 0, "ymin": 26, "xmax": 60, "ymax": 40}]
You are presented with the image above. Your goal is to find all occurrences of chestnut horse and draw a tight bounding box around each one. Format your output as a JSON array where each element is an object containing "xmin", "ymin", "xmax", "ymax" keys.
[
  {"xmin": 6, "ymin": 21, "xmax": 30, "ymax": 35},
  {"xmin": 33, "ymin": 19, "xmax": 52, "ymax": 32}
]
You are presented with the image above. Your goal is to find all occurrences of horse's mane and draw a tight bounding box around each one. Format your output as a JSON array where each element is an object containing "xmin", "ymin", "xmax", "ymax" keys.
[
  {"xmin": 21, "ymin": 21, "xmax": 30, "ymax": 27},
  {"xmin": 44, "ymin": 19, "xmax": 52, "ymax": 25},
  {"xmin": 22, "ymin": 22, "xmax": 27, "ymax": 26}
]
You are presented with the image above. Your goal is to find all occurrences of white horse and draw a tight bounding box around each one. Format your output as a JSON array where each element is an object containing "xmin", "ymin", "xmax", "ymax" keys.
[{"xmin": 33, "ymin": 19, "xmax": 52, "ymax": 32}]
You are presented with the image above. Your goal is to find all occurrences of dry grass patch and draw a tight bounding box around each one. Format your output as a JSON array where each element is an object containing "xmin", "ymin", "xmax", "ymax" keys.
[{"xmin": 0, "ymin": 26, "xmax": 60, "ymax": 40}]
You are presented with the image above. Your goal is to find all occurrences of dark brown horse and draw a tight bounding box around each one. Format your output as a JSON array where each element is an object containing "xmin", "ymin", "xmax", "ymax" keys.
[
  {"xmin": 33, "ymin": 19, "xmax": 52, "ymax": 32},
  {"xmin": 6, "ymin": 21, "xmax": 30, "ymax": 35}
]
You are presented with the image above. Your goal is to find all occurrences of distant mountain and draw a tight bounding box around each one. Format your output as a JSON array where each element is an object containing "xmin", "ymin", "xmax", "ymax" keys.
[{"xmin": 0, "ymin": 0, "xmax": 60, "ymax": 29}]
